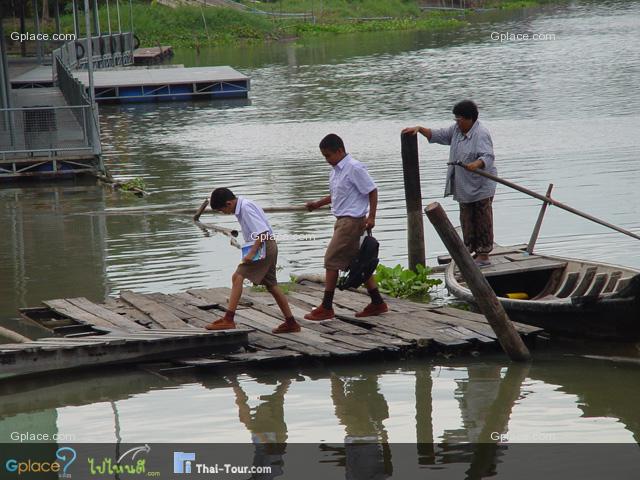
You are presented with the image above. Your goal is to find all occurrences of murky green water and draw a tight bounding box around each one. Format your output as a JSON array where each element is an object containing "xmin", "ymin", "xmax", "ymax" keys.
[{"xmin": 1, "ymin": 0, "xmax": 639, "ymax": 448}]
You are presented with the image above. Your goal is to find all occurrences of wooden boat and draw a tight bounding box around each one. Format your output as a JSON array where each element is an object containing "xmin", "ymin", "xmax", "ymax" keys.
[{"xmin": 443, "ymin": 245, "xmax": 640, "ymax": 340}]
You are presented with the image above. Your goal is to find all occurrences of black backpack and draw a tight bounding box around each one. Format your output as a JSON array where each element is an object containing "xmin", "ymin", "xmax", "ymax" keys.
[{"xmin": 337, "ymin": 232, "xmax": 380, "ymax": 290}]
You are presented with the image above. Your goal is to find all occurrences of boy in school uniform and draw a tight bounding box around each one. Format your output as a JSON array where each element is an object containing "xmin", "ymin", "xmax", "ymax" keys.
[
  {"xmin": 304, "ymin": 134, "xmax": 389, "ymax": 320},
  {"xmin": 205, "ymin": 187, "xmax": 301, "ymax": 334}
]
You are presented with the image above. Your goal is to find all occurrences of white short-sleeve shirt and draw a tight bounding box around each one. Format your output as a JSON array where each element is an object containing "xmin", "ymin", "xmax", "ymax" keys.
[
  {"xmin": 234, "ymin": 197, "xmax": 273, "ymax": 244},
  {"xmin": 329, "ymin": 154, "xmax": 377, "ymax": 217}
]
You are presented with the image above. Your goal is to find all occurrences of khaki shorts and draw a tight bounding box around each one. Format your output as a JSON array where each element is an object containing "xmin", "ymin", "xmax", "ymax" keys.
[
  {"xmin": 235, "ymin": 239, "xmax": 278, "ymax": 287},
  {"xmin": 324, "ymin": 216, "xmax": 366, "ymax": 271}
]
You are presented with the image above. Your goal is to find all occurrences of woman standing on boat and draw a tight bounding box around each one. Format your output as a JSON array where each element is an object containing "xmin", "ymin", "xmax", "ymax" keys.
[{"xmin": 403, "ymin": 100, "xmax": 497, "ymax": 266}]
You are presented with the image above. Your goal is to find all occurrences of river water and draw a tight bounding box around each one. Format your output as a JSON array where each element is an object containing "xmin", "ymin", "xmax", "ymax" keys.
[{"xmin": 1, "ymin": 0, "xmax": 639, "ymax": 457}]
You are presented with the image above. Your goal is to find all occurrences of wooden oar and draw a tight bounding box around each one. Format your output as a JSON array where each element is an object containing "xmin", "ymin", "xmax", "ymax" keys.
[{"xmin": 449, "ymin": 162, "xmax": 640, "ymax": 242}]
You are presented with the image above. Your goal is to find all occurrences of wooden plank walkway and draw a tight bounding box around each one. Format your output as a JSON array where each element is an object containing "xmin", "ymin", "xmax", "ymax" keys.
[{"xmin": 1, "ymin": 281, "xmax": 541, "ymax": 379}]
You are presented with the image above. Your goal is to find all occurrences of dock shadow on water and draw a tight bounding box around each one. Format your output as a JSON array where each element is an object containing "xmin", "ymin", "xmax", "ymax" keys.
[{"xmin": 1, "ymin": 354, "xmax": 639, "ymax": 477}]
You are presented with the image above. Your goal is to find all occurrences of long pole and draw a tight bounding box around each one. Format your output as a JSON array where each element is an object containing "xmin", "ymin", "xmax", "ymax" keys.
[
  {"xmin": 83, "ymin": 0, "xmax": 95, "ymax": 102},
  {"xmin": 72, "ymin": 0, "xmax": 80, "ymax": 39},
  {"xmin": 106, "ymin": 0, "xmax": 112, "ymax": 35},
  {"xmin": 450, "ymin": 163, "xmax": 640, "ymax": 242},
  {"xmin": 401, "ymin": 132, "xmax": 426, "ymax": 271},
  {"xmin": 425, "ymin": 202, "xmax": 531, "ymax": 362},
  {"xmin": 92, "ymin": 0, "xmax": 100, "ymax": 36},
  {"xmin": 116, "ymin": 0, "xmax": 121, "ymax": 32},
  {"xmin": 32, "ymin": 0, "xmax": 43, "ymax": 64}
]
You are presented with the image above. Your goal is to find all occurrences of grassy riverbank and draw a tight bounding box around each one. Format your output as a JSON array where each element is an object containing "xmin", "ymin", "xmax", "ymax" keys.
[{"xmin": 3, "ymin": 0, "xmax": 559, "ymax": 49}]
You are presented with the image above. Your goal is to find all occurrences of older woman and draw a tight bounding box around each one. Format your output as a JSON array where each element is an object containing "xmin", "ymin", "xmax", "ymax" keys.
[{"xmin": 403, "ymin": 100, "xmax": 497, "ymax": 266}]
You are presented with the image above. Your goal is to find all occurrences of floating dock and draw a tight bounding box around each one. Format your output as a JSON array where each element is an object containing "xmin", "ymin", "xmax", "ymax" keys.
[
  {"xmin": 10, "ymin": 65, "xmax": 250, "ymax": 103},
  {"xmin": 1, "ymin": 281, "xmax": 540, "ymax": 379},
  {"xmin": 133, "ymin": 46, "xmax": 174, "ymax": 65}
]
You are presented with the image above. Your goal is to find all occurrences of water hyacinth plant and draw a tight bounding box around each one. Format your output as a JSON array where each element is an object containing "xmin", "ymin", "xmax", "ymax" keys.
[{"xmin": 375, "ymin": 263, "xmax": 441, "ymax": 300}]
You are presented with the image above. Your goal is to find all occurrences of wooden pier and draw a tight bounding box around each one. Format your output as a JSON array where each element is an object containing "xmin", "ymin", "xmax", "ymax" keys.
[{"xmin": 1, "ymin": 280, "xmax": 540, "ymax": 379}]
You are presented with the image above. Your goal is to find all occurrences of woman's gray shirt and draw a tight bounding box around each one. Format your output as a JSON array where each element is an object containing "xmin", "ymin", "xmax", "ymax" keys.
[{"xmin": 429, "ymin": 120, "xmax": 497, "ymax": 203}]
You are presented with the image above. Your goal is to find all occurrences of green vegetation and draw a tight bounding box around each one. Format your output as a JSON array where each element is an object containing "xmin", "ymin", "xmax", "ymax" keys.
[
  {"xmin": 28, "ymin": 0, "xmax": 466, "ymax": 47},
  {"xmin": 118, "ymin": 177, "xmax": 147, "ymax": 192},
  {"xmin": 375, "ymin": 263, "xmax": 441, "ymax": 301},
  {"xmin": 7, "ymin": 0, "xmax": 559, "ymax": 48}
]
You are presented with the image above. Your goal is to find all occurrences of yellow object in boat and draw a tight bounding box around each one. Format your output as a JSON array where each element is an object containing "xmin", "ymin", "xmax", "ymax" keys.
[{"xmin": 506, "ymin": 292, "xmax": 529, "ymax": 300}]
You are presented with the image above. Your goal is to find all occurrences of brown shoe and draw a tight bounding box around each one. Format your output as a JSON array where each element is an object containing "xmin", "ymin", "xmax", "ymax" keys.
[
  {"xmin": 205, "ymin": 316, "xmax": 236, "ymax": 331},
  {"xmin": 355, "ymin": 302, "xmax": 389, "ymax": 318},
  {"xmin": 272, "ymin": 320, "xmax": 301, "ymax": 334},
  {"xmin": 304, "ymin": 305, "xmax": 335, "ymax": 321}
]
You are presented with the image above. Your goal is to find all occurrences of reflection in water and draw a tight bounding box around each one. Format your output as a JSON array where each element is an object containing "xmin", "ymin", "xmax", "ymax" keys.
[
  {"xmin": 228, "ymin": 374, "xmax": 290, "ymax": 478},
  {"xmin": 0, "ymin": 358, "xmax": 638, "ymax": 475},
  {"xmin": 326, "ymin": 372, "xmax": 392, "ymax": 479}
]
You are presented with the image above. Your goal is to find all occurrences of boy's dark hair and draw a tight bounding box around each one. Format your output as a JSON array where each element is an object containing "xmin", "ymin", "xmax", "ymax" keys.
[
  {"xmin": 319, "ymin": 134, "xmax": 345, "ymax": 152},
  {"xmin": 452, "ymin": 100, "xmax": 479, "ymax": 121},
  {"xmin": 210, "ymin": 187, "xmax": 236, "ymax": 209}
]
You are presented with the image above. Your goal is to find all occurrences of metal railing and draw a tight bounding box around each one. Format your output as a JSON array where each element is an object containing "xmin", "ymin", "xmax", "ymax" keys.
[
  {"xmin": 55, "ymin": 55, "xmax": 101, "ymax": 156},
  {"xmin": 52, "ymin": 32, "xmax": 134, "ymax": 75},
  {"xmin": 0, "ymin": 104, "xmax": 96, "ymax": 159}
]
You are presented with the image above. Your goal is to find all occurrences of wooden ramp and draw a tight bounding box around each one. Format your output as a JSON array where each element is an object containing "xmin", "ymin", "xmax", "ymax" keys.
[{"xmin": 2, "ymin": 281, "xmax": 541, "ymax": 379}]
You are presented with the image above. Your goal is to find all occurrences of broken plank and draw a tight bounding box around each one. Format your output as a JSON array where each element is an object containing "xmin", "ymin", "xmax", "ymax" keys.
[
  {"xmin": 119, "ymin": 291, "xmax": 190, "ymax": 329},
  {"xmin": 43, "ymin": 299, "xmax": 123, "ymax": 332},
  {"xmin": 103, "ymin": 297, "xmax": 156, "ymax": 327},
  {"xmin": 66, "ymin": 297, "xmax": 144, "ymax": 331}
]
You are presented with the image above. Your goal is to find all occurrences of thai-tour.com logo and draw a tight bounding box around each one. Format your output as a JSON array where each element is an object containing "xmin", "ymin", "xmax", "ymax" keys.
[
  {"xmin": 4, "ymin": 446, "xmax": 76, "ymax": 477},
  {"xmin": 174, "ymin": 452, "xmax": 196, "ymax": 474},
  {"xmin": 173, "ymin": 451, "xmax": 272, "ymax": 476}
]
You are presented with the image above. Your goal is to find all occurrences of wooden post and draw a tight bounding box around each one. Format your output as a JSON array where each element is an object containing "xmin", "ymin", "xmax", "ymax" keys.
[
  {"xmin": 527, "ymin": 183, "xmax": 553, "ymax": 254},
  {"xmin": 425, "ymin": 202, "xmax": 531, "ymax": 362},
  {"xmin": 401, "ymin": 132, "xmax": 426, "ymax": 271}
]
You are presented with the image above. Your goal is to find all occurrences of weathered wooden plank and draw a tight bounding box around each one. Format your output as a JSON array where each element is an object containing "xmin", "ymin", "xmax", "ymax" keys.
[
  {"xmin": 235, "ymin": 310, "xmax": 359, "ymax": 356},
  {"xmin": 339, "ymin": 313, "xmax": 469, "ymax": 347},
  {"xmin": 172, "ymin": 292, "xmax": 212, "ymax": 308},
  {"xmin": 43, "ymin": 299, "xmax": 123, "ymax": 332},
  {"xmin": 431, "ymin": 306, "xmax": 540, "ymax": 335},
  {"xmin": 225, "ymin": 350, "xmax": 302, "ymax": 363},
  {"xmin": 248, "ymin": 331, "xmax": 289, "ymax": 350},
  {"xmin": 66, "ymin": 297, "xmax": 144, "ymax": 330},
  {"xmin": 175, "ymin": 357, "xmax": 230, "ymax": 367},
  {"xmin": 148, "ymin": 293, "xmax": 221, "ymax": 326},
  {"xmin": 409, "ymin": 309, "xmax": 498, "ymax": 340},
  {"xmin": 103, "ymin": 297, "xmax": 156, "ymax": 327},
  {"xmin": 119, "ymin": 291, "xmax": 189, "ymax": 329},
  {"xmin": 187, "ymin": 288, "xmax": 252, "ymax": 309},
  {"xmin": 0, "ymin": 329, "xmax": 249, "ymax": 377},
  {"xmin": 474, "ymin": 257, "xmax": 567, "ymax": 278},
  {"xmin": 320, "ymin": 333, "xmax": 391, "ymax": 351}
]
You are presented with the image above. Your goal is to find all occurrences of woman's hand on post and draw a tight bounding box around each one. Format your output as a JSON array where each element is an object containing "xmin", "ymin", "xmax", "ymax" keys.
[{"xmin": 402, "ymin": 126, "xmax": 421, "ymax": 135}]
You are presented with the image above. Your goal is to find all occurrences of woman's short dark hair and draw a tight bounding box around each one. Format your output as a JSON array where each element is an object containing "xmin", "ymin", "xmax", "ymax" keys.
[
  {"xmin": 210, "ymin": 187, "xmax": 236, "ymax": 209},
  {"xmin": 319, "ymin": 134, "xmax": 345, "ymax": 152},
  {"xmin": 452, "ymin": 100, "xmax": 479, "ymax": 121}
]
